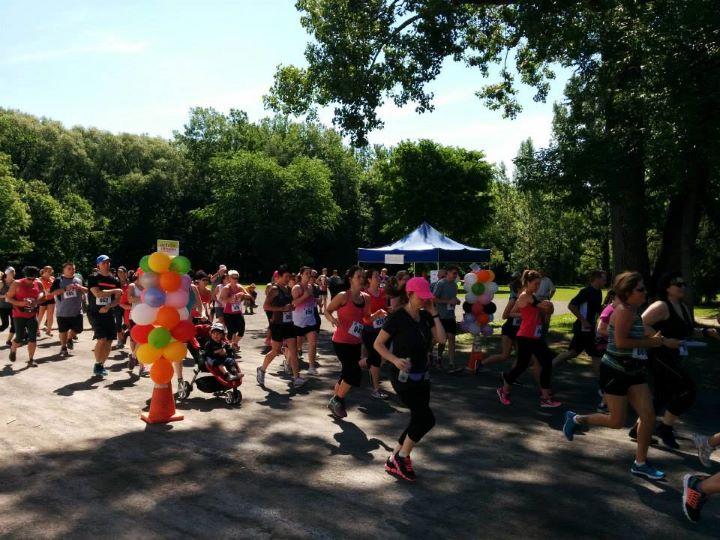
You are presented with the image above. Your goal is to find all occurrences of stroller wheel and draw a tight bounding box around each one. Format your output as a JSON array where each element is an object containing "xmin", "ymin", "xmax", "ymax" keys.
[
  {"xmin": 177, "ymin": 381, "xmax": 192, "ymax": 400},
  {"xmin": 225, "ymin": 390, "xmax": 234, "ymax": 404},
  {"xmin": 232, "ymin": 388, "xmax": 242, "ymax": 405}
]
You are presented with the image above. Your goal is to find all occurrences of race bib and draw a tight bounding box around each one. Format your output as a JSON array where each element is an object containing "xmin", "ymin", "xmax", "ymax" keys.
[
  {"xmin": 349, "ymin": 321, "xmax": 363, "ymax": 338},
  {"xmin": 282, "ymin": 311, "xmax": 293, "ymax": 323},
  {"xmin": 304, "ymin": 307, "xmax": 314, "ymax": 317},
  {"xmin": 534, "ymin": 324, "xmax": 543, "ymax": 338},
  {"xmin": 632, "ymin": 348, "xmax": 648, "ymax": 360},
  {"xmin": 63, "ymin": 289, "xmax": 78, "ymax": 299},
  {"xmin": 513, "ymin": 318, "xmax": 521, "ymax": 327},
  {"xmin": 96, "ymin": 296, "xmax": 111, "ymax": 306},
  {"xmin": 231, "ymin": 303, "xmax": 242, "ymax": 313},
  {"xmin": 373, "ymin": 316, "xmax": 387, "ymax": 329},
  {"xmin": 23, "ymin": 306, "xmax": 36, "ymax": 313},
  {"xmin": 679, "ymin": 343, "xmax": 688, "ymax": 357}
]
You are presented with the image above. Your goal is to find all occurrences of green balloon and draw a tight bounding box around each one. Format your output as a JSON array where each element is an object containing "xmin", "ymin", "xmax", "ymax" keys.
[
  {"xmin": 471, "ymin": 282, "xmax": 485, "ymax": 295},
  {"xmin": 169, "ymin": 255, "xmax": 191, "ymax": 275},
  {"xmin": 148, "ymin": 327, "xmax": 171, "ymax": 349},
  {"xmin": 139, "ymin": 255, "xmax": 152, "ymax": 273}
]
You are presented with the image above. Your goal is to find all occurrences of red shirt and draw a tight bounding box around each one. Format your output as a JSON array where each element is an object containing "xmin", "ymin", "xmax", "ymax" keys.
[
  {"xmin": 12, "ymin": 278, "xmax": 42, "ymax": 319},
  {"xmin": 332, "ymin": 292, "xmax": 368, "ymax": 345}
]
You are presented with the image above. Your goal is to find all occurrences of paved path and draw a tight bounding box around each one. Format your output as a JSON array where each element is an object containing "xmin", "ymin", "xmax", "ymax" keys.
[{"xmin": 1, "ymin": 296, "xmax": 718, "ymax": 539}]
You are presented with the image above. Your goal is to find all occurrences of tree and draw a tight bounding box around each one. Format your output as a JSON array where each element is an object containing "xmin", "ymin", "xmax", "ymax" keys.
[{"xmin": 0, "ymin": 153, "xmax": 31, "ymax": 260}]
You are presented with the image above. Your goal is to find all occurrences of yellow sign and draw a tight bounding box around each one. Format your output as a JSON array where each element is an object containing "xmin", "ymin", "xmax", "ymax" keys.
[{"xmin": 156, "ymin": 239, "xmax": 180, "ymax": 257}]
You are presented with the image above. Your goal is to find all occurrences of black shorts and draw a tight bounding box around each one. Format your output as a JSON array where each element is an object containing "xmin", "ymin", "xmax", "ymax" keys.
[
  {"xmin": 501, "ymin": 320, "xmax": 520, "ymax": 339},
  {"xmin": 43, "ymin": 299, "xmax": 55, "ymax": 306},
  {"xmin": 333, "ymin": 341, "xmax": 362, "ymax": 386},
  {"xmin": 440, "ymin": 318, "xmax": 457, "ymax": 335},
  {"xmin": 113, "ymin": 306, "xmax": 125, "ymax": 332},
  {"xmin": 362, "ymin": 328, "xmax": 382, "ymax": 368},
  {"xmin": 599, "ymin": 362, "xmax": 646, "ymax": 396},
  {"xmin": 57, "ymin": 315, "xmax": 83, "ymax": 334},
  {"xmin": 214, "ymin": 307, "xmax": 224, "ymax": 318},
  {"xmin": 88, "ymin": 312, "xmax": 116, "ymax": 341},
  {"xmin": 270, "ymin": 323, "xmax": 295, "ymax": 342},
  {"xmin": 295, "ymin": 324, "xmax": 319, "ymax": 337},
  {"xmin": 13, "ymin": 316, "xmax": 38, "ymax": 343},
  {"xmin": 224, "ymin": 312, "xmax": 246, "ymax": 339},
  {"xmin": 569, "ymin": 330, "xmax": 601, "ymax": 357}
]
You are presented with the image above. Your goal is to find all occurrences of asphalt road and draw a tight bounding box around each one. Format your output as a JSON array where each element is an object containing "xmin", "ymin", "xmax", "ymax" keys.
[{"xmin": 1, "ymin": 296, "xmax": 718, "ymax": 539}]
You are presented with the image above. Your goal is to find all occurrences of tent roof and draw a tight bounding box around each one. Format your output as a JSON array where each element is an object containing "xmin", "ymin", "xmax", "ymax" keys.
[{"xmin": 357, "ymin": 222, "xmax": 490, "ymax": 264}]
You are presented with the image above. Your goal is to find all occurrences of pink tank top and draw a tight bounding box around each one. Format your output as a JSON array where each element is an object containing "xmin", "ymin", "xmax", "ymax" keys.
[
  {"xmin": 332, "ymin": 292, "xmax": 367, "ymax": 345},
  {"xmin": 517, "ymin": 302, "xmax": 543, "ymax": 339}
]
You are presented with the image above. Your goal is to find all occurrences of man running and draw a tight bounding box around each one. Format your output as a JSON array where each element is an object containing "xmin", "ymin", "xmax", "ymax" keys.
[
  {"xmin": 433, "ymin": 266, "xmax": 460, "ymax": 370},
  {"xmin": 49, "ymin": 262, "xmax": 87, "ymax": 357},
  {"xmin": 87, "ymin": 255, "xmax": 123, "ymax": 378},
  {"xmin": 6, "ymin": 266, "xmax": 44, "ymax": 366}
]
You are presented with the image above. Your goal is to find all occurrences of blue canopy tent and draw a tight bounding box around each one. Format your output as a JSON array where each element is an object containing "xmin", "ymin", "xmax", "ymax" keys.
[{"xmin": 357, "ymin": 222, "xmax": 490, "ymax": 267}]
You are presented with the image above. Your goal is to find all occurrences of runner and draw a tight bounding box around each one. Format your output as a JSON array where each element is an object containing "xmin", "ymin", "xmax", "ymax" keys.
[
  {"xmin": 683, "ymin": 471, "xmax": 719, "ymax": 523},
  {"xmin": 360, "ymin": 268, "xmax": 389, "ymax": 399},
  {"xmin": 87, "ymin": 255, "xmax": 123, "ymax": 377},
  {"xmin": 318, "ymin": 268, "xmax": 328, "ymax": 314},
  {"xmin": 213, "ymin": 273, "xmax": 229, "ymax": 325},
  {"xmin": 563, "ymin": 271, "xmax": 678, "ymax": 480},
  {"xmin": 497, "ymin": 270, "xmax": 561, "ymax": 408},
  {"xmin": 477, "ymin": 273, "xmax": 522, "ymax": 371},
  {"xmin": 552, "ymin": 271, "xmax": 606, "ymax": 369},
  {"xmin": 256, "ymin": 265, "xmax": 307, "ymax": 389},
  {"xmin": 125, "ymin": 268, "xmax": 147, "ymax": 376},
  {"xmin": 219, "ymin": 270, "xmax": 251, "ymax": 352},
  {"xmin": 325, "ymin": 265, "xmax": 369, "ymax": 418},
  {"xmin": 292, "ymin": 266, "xmax": 320, "ymax": 376},
  {"xmin": 386, "ymin": 270, "xmax": 410, "ymax": 312},
  {"xmin": 0, "ymin": 267, "xmax": 15, "ymax": 346},
  {"xmin": 192, "ymin": 271, "xmax": 212, "ymax": 322},
  {"xmin": 6, "ymin": 266, "xmax": 44, "ymax": 366},
  {"xmin": 37, "ymin": 265, "xmax": 55, "ymax": 336},
  {"xmin": 693, "ymin": 431, "xmax": 720, "ymax": 469},
  {"xmin": 632, "ymin": 272, "xmax": 718, "ymax": 448},
  {"xmin": 374, "ymin": 277, "xmax": 445, "ymax": 481},
  {"xmin": 433, "ymin": 265, "xmax": 461, "ymax": 370},
  {"xmin": 327, "ymin": 269, "xmax": 343, "ymax": 299},
  {"xmin": 49, "ymin": 262, "xmax": 86, "ymax": 357},
  {"xmin": 113, "ymin": 266, "xmax": 129, "ymax": 348},
  {"xmin": 594, "ymin": 290, "xmax": 617, "ymax": 413},
  {"xmin": 379, "ymin": 268, "xmax": 389, "ymax": 289},
  {"xmin": 262, "ymin": 272, "xmax": 278, "ymax": 354}
]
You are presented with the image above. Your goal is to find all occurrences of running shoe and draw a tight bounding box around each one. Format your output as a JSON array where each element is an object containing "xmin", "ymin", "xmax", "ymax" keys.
[
  {"xmin": 306, "ymin": 365, "xmax": 319, "ymax": 376},
  {"xmin": 256, "ymin": 367, "xmax": 266, "ymax": 386},
  {"xmin": 138, "ymin": 366, "xmax": 148, "ymax": 377},
  {"xmin": 563, "ymin": 411, "xmax": 578, "ymax": 441},
  {"xmin": 540, "ymin": 398, "xmax": 562, "ymax": 408},
  {"xmin": 93, "ymin": 363, "xmax": 107, "ymax": 377},
  {"xmin": 292, "ymin": 376, "xmax": 307, "ymax": 389},
  {"xmin": 66, "ymin": 339, "xmax": 74, "ymax": 350},
  {"xmin": 117, "ymin": 341, "xmax": 126, "ymax": 350},
  {"xmin": 327, "ymin": 396, "xmax": 347, "ymax": 418},
  {"xmin": 692, "ymin": 434, "xmax": 714, "ymax": 468},
  {"xmin": 27, "ymin": 359, "xmax": 37, "ymax": 367},
  {"xmin": 683, "ymin": 474, "xmax": 709, "ymax": 523},
  {"xmin": 496, "ymin": 387, "xmax": 511, "ymax": 406},
  {"xmin": 128, "ymin": 355, "xmax": 138, "ymax": 371},
  {"xmin": 9, "ymin": 350, "xmax": 16, "ymax": 362},
  {"xmin": 630, "ymin": 462, "xmax": 665, "ymax": 480},
  {"xmin": 371, "ymin": 389, "xmax": 389, "ymax": 400},
  {"xmin": 388, "ymin": 454, "xmax": 416, "ymax": 482},
  {"xmin": 60, "ymin": 346, "xmax": 69, "ymax": 357},
  {"xmin": 384, "ymin": 455, "xmax": 399, "ymax": 476},
  {"xmin": 655, "ymin": 422, "xmax": 680, "ymax": 449}
]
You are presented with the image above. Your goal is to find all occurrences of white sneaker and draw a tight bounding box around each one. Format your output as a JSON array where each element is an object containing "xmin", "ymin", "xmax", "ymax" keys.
[
  {"xmin": 283, "ymin": 358, "xmax": 292, "ymax": 374},
  {"xmin": 256, "ymin": 367, "xmax": 266, "ymax": 386},
  {"xmin": 292, "ymin": 376, "xmax": 307, "ymax": 388},
  {"xmin": 306, "ymin": 366, "xmax": 319, "ymax": 376},
  {"xmin": 693, "ymin": 434, "xmax": 715, "ymax": 468}
]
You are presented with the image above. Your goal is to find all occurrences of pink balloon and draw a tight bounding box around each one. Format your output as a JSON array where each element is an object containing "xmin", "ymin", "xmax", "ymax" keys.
[
  {"xmin": 165, "ymin": 290, "xmax": 190, "ymax": 308},
  {"xmin": 479, "ymin": 293, "xmax": 493, "ymax": 305}
]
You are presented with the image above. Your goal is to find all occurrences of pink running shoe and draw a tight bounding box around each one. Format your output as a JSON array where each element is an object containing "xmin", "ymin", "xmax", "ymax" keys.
[
  {"xmin": 540, "ymin": 398, "xmax": 562, "ymax": 408},
  {"xmin": 496, "ymin": 387, "xmax": 511, "ymax": 406}
]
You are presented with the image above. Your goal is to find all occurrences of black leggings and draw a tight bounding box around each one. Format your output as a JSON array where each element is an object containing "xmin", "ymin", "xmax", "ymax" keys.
[
  {"xmin": 333, "ymin": 341, "xmax": 362, "ymax": 386},
  {"xmin": 649, "ymin": 349, "xmax": 696, "ymax": 417},
  {"xmin": 0, "ymin": 307, "xmax": 13, "ymax": 333},
  {"xmin": 391, "ymin": 375, "xmax": 435, "ymax": 444},
  {"xmin": 504, "ymin": 337, "xmax": 554, "ymax": 390}
]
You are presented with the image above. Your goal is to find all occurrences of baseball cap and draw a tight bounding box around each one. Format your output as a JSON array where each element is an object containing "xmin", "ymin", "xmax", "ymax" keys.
[
  {"xmin": 117, "ymin": 266, "xmax": 127, "ymax": 272},
  {"xmin": 405, "ymin": 277, "xmax": 434, "ymax": 300},
  {"xmin": 211, "ymin": 323, "xmax": 226, "ymax": 333},
  {"xmin": 96, "ymin": 255, "xmax": 111, "ymax": 265},
  {"xmin": 4, "ymin": 266, "xmax": 15, "ymax": 274}
]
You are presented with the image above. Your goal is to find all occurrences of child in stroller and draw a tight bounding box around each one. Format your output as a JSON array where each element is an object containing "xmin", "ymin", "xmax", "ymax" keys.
[{"xmin": 205, "ymin": 323, "xmax": 242, "ymax": 381}]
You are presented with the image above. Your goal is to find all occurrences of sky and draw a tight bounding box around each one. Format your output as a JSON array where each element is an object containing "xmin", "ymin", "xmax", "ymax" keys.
[{"xmin": 0, "ymin": 0, "xmax": 570, "ymax": 170}]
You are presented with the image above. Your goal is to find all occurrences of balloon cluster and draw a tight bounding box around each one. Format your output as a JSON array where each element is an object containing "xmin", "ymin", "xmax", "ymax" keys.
[
  {"xmin": 461, "ymin": 269, "xmax": 499, "ymax": 336},
  {"xmin": 129, "ymin": 252, "xmax": 195, "ymax": 384}
]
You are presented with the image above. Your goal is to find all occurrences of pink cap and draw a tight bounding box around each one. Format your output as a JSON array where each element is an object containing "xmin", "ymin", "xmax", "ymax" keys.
[{"xmin": 406, "ymin": 277, "xmax": 434, "ymax": 300}]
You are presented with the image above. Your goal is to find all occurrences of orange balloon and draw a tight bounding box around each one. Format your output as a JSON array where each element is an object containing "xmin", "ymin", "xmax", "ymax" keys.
[
  {"xmin": 150, "ymin": 357, "xmax": 174, "ymax": 384},
  {"xmin": 162, "ymin": 340, "xmax": 188, "ymax": 362},
  {"xmin": 155, "ymin": 305, "xmax": 180, "ymax": 329},
  {"xmin": 487, "ymin": 270, "xmax": 496, "ymax": 282},
  {"xmin": 159, "ymin": 271, "xmax": 182, "ymax": 292},
  {"xmin": 478, "ymin": 313, "xmax": 490, "ymax": 326},
  {"xmin": 477, "ymin": 270, "xmax": 491, "ymax": 282}
]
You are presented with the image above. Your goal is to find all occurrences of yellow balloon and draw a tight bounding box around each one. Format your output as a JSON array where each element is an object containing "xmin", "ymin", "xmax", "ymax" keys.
[
  {"xmin": 162, "ymin": 341, "xmax": 188, "ymax": 362},
  {"xmin": 148, "ymin": 251, "xmax": 171, "ymax": 273},
  {"xmin": 136, "ymin": 343, "xmax": 163, "ymax": 365}
]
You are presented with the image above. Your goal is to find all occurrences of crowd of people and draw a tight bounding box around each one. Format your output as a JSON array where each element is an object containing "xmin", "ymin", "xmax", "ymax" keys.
[{"xmin": 1, "ymin": 259, "xmax": 719, "ymax": 522}]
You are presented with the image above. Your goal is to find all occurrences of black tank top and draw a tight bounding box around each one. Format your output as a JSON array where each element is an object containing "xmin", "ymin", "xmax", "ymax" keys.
[
  {"xmin": 653, "ymin": 300, "xmax": 693, "ymax": 339},
  {"xmin": 271, "ymin": 285, "xmax": 293, "ymax": 324}
]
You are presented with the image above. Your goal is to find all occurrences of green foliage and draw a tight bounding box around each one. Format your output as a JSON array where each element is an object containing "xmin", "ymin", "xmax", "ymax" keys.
[{"xmin": 0, "ymin": 153, "xmax": 31, "ymax": 260}]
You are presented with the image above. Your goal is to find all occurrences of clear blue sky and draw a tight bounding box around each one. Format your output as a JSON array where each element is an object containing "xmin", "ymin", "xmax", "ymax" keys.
[{"xmin": 0, "ymin": 1, "xmax": 569, "ymax": 169}]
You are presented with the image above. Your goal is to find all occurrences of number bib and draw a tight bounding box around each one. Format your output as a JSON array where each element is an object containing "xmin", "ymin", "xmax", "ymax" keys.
[
  {"xmin": 282, "ymin": 311, "xmax": 293, "ymax": 323},
  {"xmin": 231, "ymin": 303, "xmax": 242, "ymax": 313},
  {"xmin": 349, "ymin": 321, "xmax": 363, "ymax": 338},
  {"xmin": 63, "ymin": 289, "xmax": 78, "ymax": 299},
  {"xmin": 96, "ymin": 296, "xmax": 111, "ymax": 306},
  {"xmin": 373, "ymin": 316, "xmax": 386, "ymax": 329},
  {"xmin": 513, "ymin": 318, "xmax": 522, "ymax": 327},
  {"xmin": 534, "ymin": 324, "xmax": 543, "ymax": 338},
  {"xmin": 305, "ymin": 307, "xmax": 314, "ymax": 317},
  {"xmin": 632, "ymin": 348, "xmax": 648, "ymax": 360}
]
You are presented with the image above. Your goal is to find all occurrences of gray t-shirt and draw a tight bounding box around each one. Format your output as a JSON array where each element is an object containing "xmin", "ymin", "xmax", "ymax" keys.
[
  {"xmin": 433, "ymin": 279, "xmax": 458, "ymax": 320},
  {"xmin": 52, "ymin": 275, "xmax": 84, "ymax": 317}
]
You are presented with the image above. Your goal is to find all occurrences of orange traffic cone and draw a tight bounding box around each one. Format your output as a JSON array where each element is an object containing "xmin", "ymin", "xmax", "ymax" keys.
[{"xmin": 141, "ymin": 382, "xmax": 184, "ymax": 424}]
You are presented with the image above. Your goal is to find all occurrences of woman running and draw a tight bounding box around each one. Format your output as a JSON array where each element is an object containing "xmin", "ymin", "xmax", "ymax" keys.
[
  {"xmin": 6, "ymin": 266, "xmax": 44, "ymax": 366},
  {"xmin": 360, "ymin": 268, "xmax": 389, "ymax": 399},
  {"xmin": 563, "ymin": 271, "xmax": 678, "ymax": 480},
  {"xmin": 292, "ymin": 266, "xmax": 320, "ymax": 376},
  {"xmin": 37, "ymin": 265, "xmax": 55, "ymax": 336},
  {"xmin": 192, "ymin": 271, "xmax": 212, "ymax": 322},
  {"xmin": 220, "ymin": 270, "xmax": 251, "ymax": 353},
  {"xmin": 0, "ymin": 267, "xmax": 15, "ymax": 346},
  {"xmin": 374, "ymin": 277, "xmax": 446, "ymax": 481},
  {"xmin": 477, "ymin": 273, "xmax": 522, "ymax": 371},
  {"xmin": 318, "ymin": 268, "xmax": 328, "ymax": 315},
  {"xmin": 496, "ymin": 270, "xmax": 561, "ymax": 408},
  {"xmin": 325, "ymin": 265, "xmax": 368, "ymax": 418},
  {"xmin": 632, "ymin": 272, "xmax": 718, "ymax": 448}
]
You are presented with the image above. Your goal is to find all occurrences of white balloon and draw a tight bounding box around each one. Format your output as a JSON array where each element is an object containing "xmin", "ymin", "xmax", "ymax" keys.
[
  {"xmin": 464, "ymin": 272, "xmax": 477, "ymax": 288},
  {"xmin": 485, "ymin": 281, "xmax": 499, "ymax": 295},
  {"xmin": 176, "ymin": 307, "xmax": 190, "ymax": 321},
  {"xmin": 131, "ymin": 304, "xmax": 158, "ymax": 325},
  {"xmin": 465, "ymin": 292, "xmax": 479, "ymax": 304}
]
